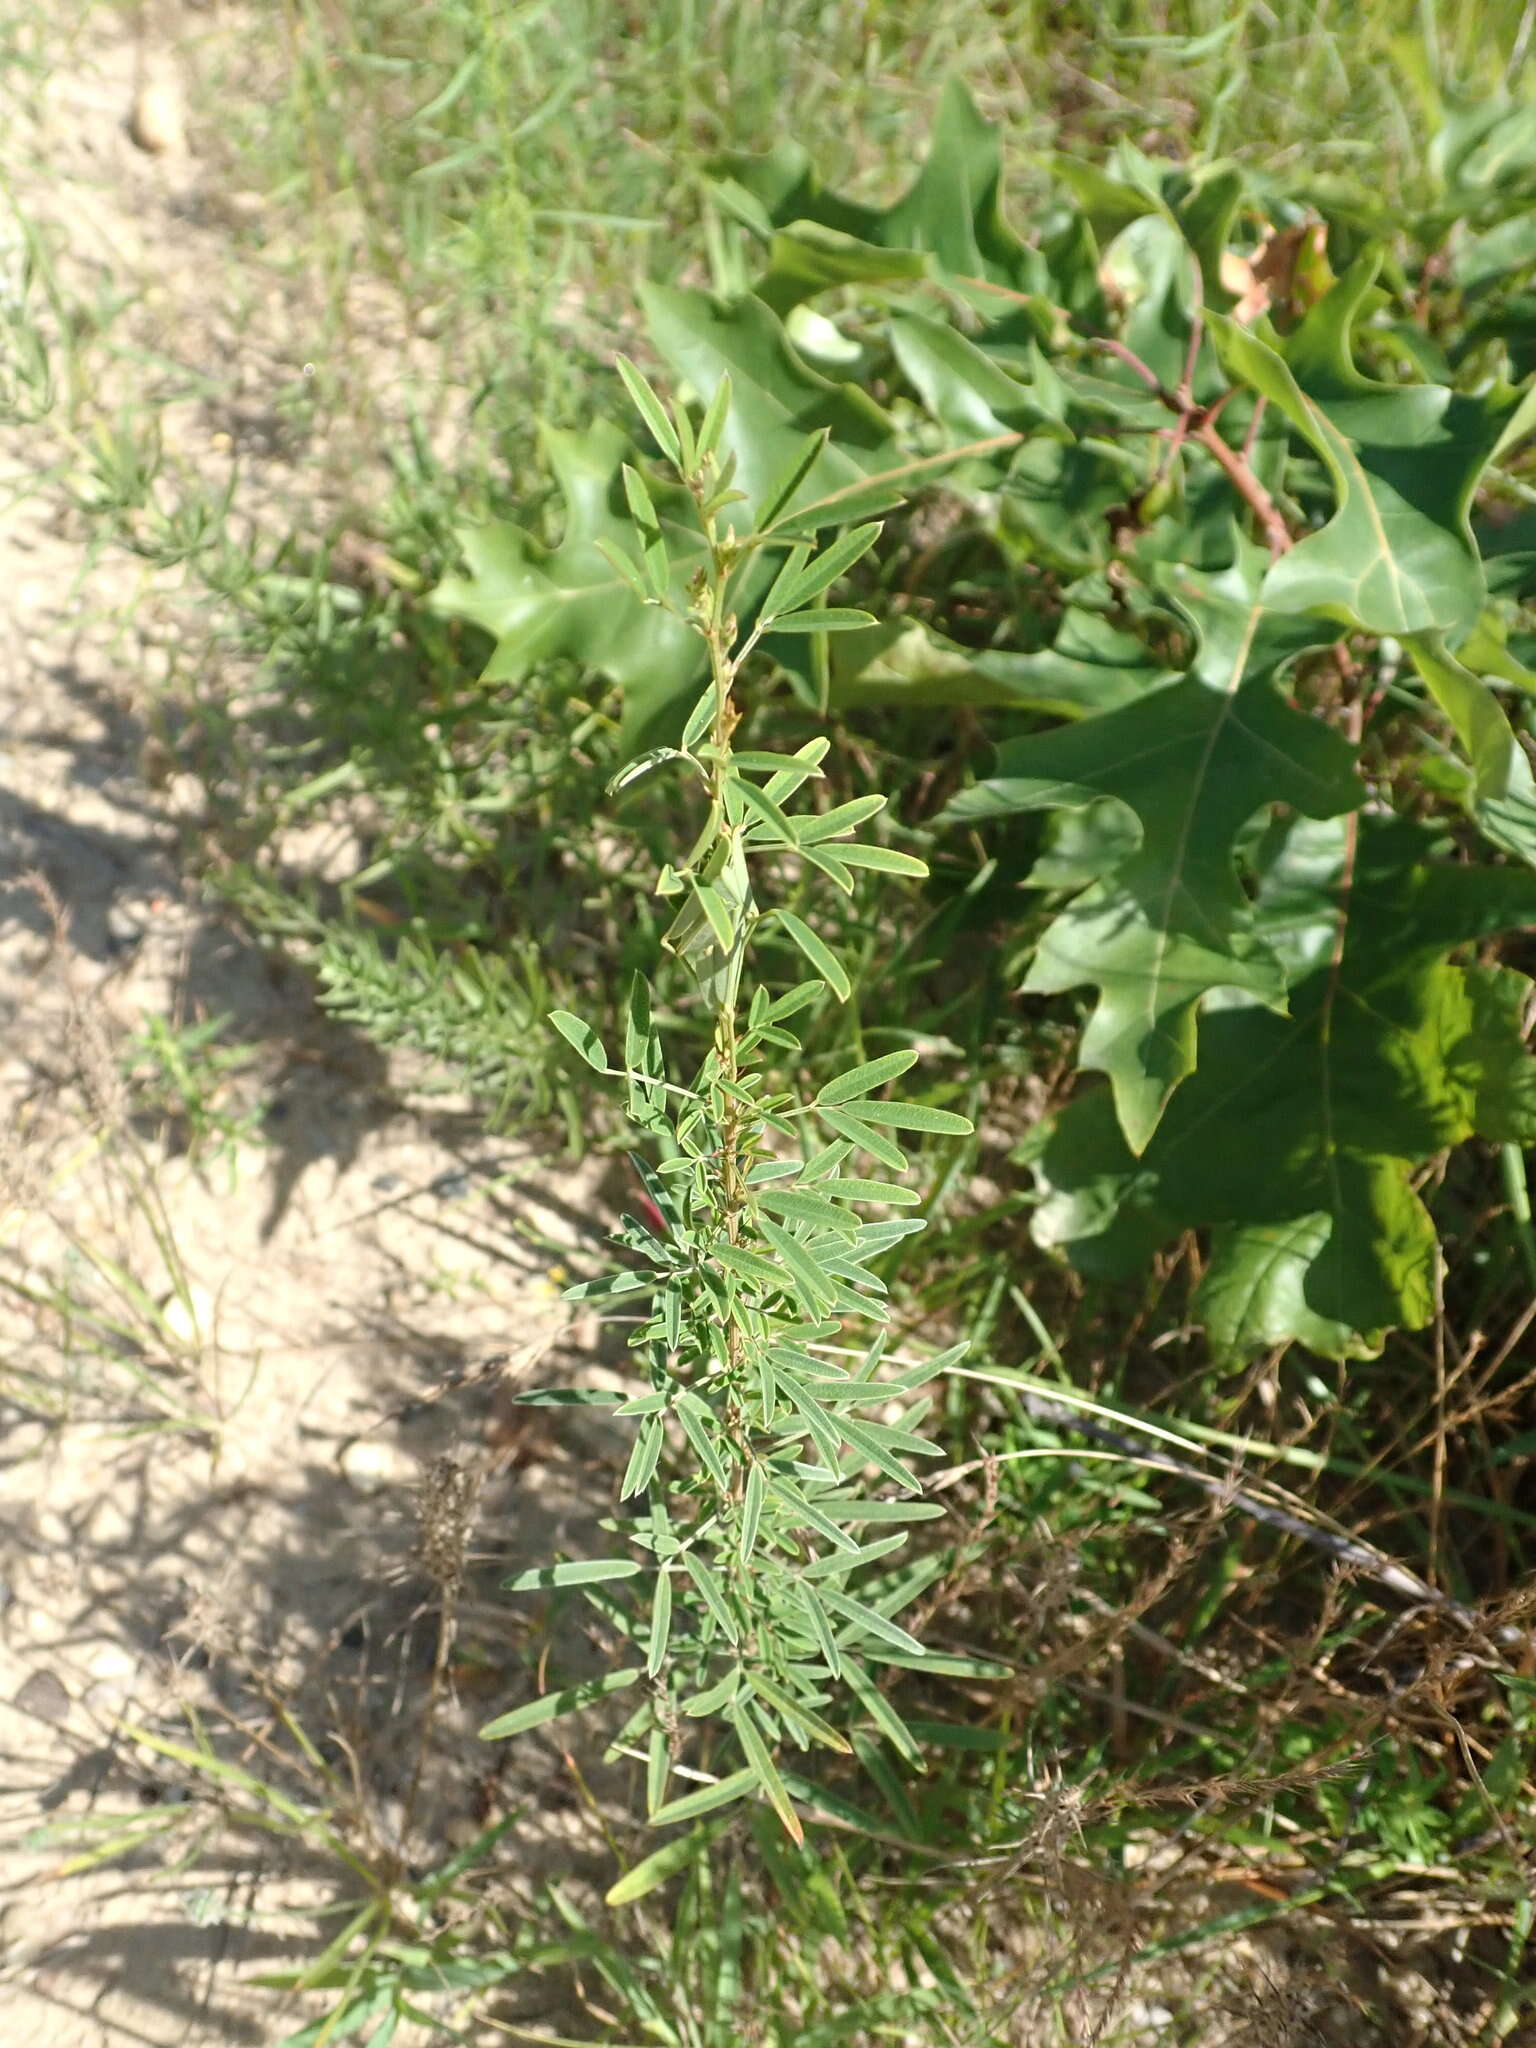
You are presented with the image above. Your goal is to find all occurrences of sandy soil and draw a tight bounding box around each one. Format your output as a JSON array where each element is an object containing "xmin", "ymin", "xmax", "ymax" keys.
[{"xmin": 0, "ymin": 16, "xmax": 621, "ymax": 2044}]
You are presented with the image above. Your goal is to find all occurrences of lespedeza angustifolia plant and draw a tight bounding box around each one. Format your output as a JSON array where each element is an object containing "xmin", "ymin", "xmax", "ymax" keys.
[{"xmin": 478, "ymin": 362, "xmax": 980, "ymax": 1846}]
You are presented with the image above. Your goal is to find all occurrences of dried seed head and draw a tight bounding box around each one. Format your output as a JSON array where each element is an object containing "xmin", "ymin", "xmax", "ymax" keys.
[{"xmin": 415, "ymin": 1454, "xmax": 478, "ymax": 1596}]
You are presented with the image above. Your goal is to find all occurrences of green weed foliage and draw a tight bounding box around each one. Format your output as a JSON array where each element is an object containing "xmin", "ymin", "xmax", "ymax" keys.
[
  {"xmin": 479, "ymin": 369, "xmax": 981, "ymax": 1846},
  {"xmin": 440, "ymin": 69, "xmax": 1536, "ymax": 2028},
  {"xmin": 435, "ymin": 82, "xmax": 1536, "ymax": 1363}
]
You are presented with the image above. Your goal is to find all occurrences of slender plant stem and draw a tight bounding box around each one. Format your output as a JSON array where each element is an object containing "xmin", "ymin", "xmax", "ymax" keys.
[{"xmin": 1093, "ymin": 333, "xmax": 1294, "ymax": 559}]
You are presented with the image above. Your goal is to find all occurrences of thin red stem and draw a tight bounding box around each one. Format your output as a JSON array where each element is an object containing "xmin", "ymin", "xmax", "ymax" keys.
[{"xmin": 1193, "ymin": 417, "xmax": 1293, "ymax": 558}]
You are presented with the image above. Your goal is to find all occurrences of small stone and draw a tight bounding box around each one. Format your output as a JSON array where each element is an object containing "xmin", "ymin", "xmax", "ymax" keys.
[
  {"xmin": 105, "ymin": 901, "xmax": 146, "ymax": 955},
  {"xmin": 15, "ymin": 1669, "xmax": 71, "ymax": 1724},
  {"xmin": 340, "ymin": 1437, "xmax": 414, "ymax": 1494},
  {"xmin": 82, "ymin": 1677, "xmax": 135, "ymax": 1717},
  {"xmin": 128, "ymin": 79, "xmax": 188, "ymax": 157},
  {"xmin": 166, "ymin": 772, "xmax": 207, "ymax": 819},
  {"xmin": 160, "ymin": 1284, "xmax": 214, "ymax": 1349},
  {"xmin": 84, "ymin": 1641, "xmax": 139, "ymax": 1684},
  {"xmin": 1124, "ymin": 2003, "xmax": 1176, "ymax": 2029}
]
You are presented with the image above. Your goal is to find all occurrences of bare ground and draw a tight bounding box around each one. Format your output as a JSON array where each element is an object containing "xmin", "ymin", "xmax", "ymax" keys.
[{"xmin": 0, "ymin": 15, "xmax": 621, "ymax": 2043}]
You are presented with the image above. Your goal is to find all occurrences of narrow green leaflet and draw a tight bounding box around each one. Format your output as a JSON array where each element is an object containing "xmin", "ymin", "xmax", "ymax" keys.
[
  {"xmin": 747, "ymin": 1670, "xmax": 850, "ymax": 1752},
  {"xmin": 716, "ymin": 1239, "xmax": 789, "ymax": 1295},
  {"xmin": 650, "ymin": 1768, "xmax": 758, "ymax": 1828},
  {"xmin": 615, "ymin": 353, "xmax": 683, "ymax": 464},
  {"xmin": 768, "ymin": 521, "xmax": 883, "ymax": 614},
  {"xmin": 548, "ymin": 1010, "xmax": 608, "ymax": 1072},
  {"xmin": 756, "ymin": 1186, "xmax": 859, "ymax": 1237},
  {"xmin": 620, "ymin": 1414, "xmax": 664, "ymax": 1500},
  {"xmin": 846, "ymin": 1100, "xmax": 972, "ymax": 1135},
  {"xmin": 814, "ymin": 1497, "xmax": 947, "ymax": 1523},
  {"xmin": 606, "ymin": 1823, "xmax": 720, "ymax": 1907},
  {"xmin": 830, "ymin": 843, "xmax": 929, "ymax": 876},
  {"xmin": 769, "ymin": 606, "xmax": 878, "ymax": 633},
  {"xmin": 664, "ymin": 837, "xmax": 755, "ymax": 1011},
  {"xmin": 815, "ymin": 1051, "xmax": 919, "ymax": 1106},
  {"xmin": 845, "ymin": 1674, "xmax": 925, "ymax": 1770},
  {"xmin": 816, "ymin": 1104, "xmax": 908, "ymax": 1172},
  {"xmin": 800, "ymin": 1582, "xmax": 843, "ymax": 1677},
  {"xmin": 738, "ymin": 1462, "xmax": 766, "ymax": 1563},
  {"xmin": 820, "ymin": 1587, "xmax": 926, "ymax": 1655},
  {"xmin": 682, "ymin": 1553, "xmax": 740, "ymax": 1643},
  {"xmin": 503, "ymin": 1560, "xmax": 640, "ymax": 1592},
  {"xmin": 647, "ymin": 1570, "xmax": 673, "ymax": 1675},
  {"xmin": 796, "ymin": 795, "xmax": 887, "ymax": 843},
  {"xmin": 675, "ymin": 1391, "xmax": 731, "ymax": 1490},
  {"xmin": 609, "ymin": 745, "xmax": 699, "ymax": 796},
  {"xmin": 863, "ymin": 1647, "xmax": 1011, "ymax": 1680},
  {"xmin": 479, "ymin": 1666, "xmax": 644, "ymax": 1741},
  {"xmin": 799, "ymin": 1533, "xmax": 907, "ymax": 1577},
  {"xmin": 820, "ymin": 1176, "xmax": 920, "ymax": 1206},
  {"xmin": 510, "ymin": 1386, "xmax": 629, "ymax": 1407},
  {"xmin": 773, "ymin": 909, "xmax": 851, "ymax": 1001},
  {"xmin": 943, "ymin": 547, "xmax": 1363, "ymax": 1150},
  {"xmin": 647, "ymin": 1726, "xmax": 669, "ymax": 1816},
  {"xmin": 731, "ymin": 1701, "xmax": 804, "ymax": 1844},
  {"xmin": 826, "ymin": 1413, "xmax": 923, "ymax": 1493},
  {"xmin": 732, "ymin": 773, "xmax": 798, "ymax": 846}
]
